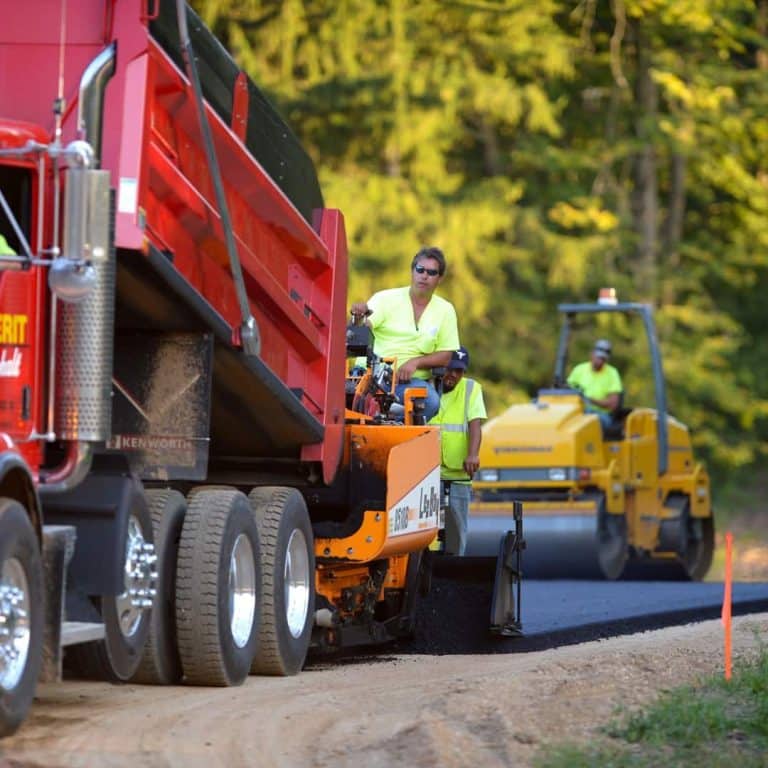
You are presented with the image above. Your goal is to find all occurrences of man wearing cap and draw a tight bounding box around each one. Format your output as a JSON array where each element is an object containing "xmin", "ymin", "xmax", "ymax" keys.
[
  {"xmin": 566, "ymin": 339, "xmax": 623, "ymax": 428},
  {"xmin": 428, "ymin": 345, "xmax": 487, "ymax": 556}
]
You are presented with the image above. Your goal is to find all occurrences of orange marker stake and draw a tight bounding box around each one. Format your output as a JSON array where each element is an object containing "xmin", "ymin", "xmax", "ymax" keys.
[{"xmin": 721, "ymin": 531, "xmax": 733, "ymax": 681}]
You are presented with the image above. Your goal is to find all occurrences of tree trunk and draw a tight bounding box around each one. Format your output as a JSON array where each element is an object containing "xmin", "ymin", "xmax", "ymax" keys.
[
  {"xmin": 662, "ymin": 152, "xmax": 686, "ymax": 261},
  {"xmin": 480, "ymin": 118, "xmax": 502, "ymax": 177},
  {"xmin": 758, "ymin": 0, "xmax": 768, "ymax": 71},
  {"xmin": 629, "ymin": 18, "xmax": 658, "ymax": 300},
  {"xmin": 386, "ymin": 0, "xmax": 407, "ymax": 177}
]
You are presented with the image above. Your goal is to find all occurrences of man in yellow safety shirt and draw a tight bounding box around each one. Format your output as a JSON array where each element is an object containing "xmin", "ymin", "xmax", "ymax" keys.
[
  {"xmin": 350, "ymin": 246, "xmax": 459, "ymax": 421},
  {"xmin": 429, "ymin": 345, "xmax": 487, "ymax": 556},
  {"xmin": 566, "ymin": 338, "xmax": 623, "ymax": 429}
]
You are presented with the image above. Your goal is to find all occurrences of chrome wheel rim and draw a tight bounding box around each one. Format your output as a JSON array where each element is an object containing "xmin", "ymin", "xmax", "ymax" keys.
[
  {"xmin": 229, "ymin": 534, "xmax": 257, "ymax": 648},
  {"xmin": 0, "ymin": 558, "xmax": 31, "ymax": 691},
  {"xmin": 284, "ymin": 529, "xmax": 311, "ymax": 639},
  {"xmin": 115, "ymin": 515, "xmax": 157, "ymax": 638}
]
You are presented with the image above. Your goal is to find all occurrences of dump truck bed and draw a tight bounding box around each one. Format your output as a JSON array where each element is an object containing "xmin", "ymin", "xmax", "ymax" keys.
[{"xmin": 1, "ymin": 0, "xmax": 347, "ymax": 477}]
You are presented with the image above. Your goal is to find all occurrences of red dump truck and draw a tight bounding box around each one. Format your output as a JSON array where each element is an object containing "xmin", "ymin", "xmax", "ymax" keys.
[{"xmin": 0, "ymin": 0, "xmax": 448, "ymax": 736}]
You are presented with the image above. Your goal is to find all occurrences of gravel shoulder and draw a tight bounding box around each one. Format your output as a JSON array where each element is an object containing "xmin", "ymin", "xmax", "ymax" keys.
[{"xmin": 2, "ymin": 613, "xmax": 766, "ymax": 768}]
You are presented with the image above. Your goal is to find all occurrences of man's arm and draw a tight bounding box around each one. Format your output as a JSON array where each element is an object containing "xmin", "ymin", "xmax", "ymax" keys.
[
  {"xmin": 396, "ymin": 350, "xmax": 453, "ymax": 382},
  {"xmin": 588, "ymin": 392, "xmax": 620, "ymax": 411},
  {"xmin": 434, "ymin": 301, "xmax": 460, "ymax": 355},
  {"xmin": 587, "ymin": 367, "xmax": 622, "ymax": 411},
  {"xmin": 463, "ymin": 418, "xmax": 482, "ymax": 476},
  {"xmin": 351, "ymin": 295, "xmax": 382, "ymax": 334},
  {"xmin": 350, "ymin": 302, "xmax": 373, "ymax": 329},
  {"xmin": 566, "ymin": 364, "xmax": 581, "ymax": 390}
]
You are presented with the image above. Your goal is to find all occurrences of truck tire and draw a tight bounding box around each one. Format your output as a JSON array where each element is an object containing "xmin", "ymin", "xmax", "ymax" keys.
[
  {"xmin": 130, "ymin": 489, "xmax": 186, "ymax": 685},
  {"xmin": 176, "ymin": 489, "xmax": 260, "ymax": 686},
  {"xmin": 66, "ymin": 493, "xmax": 155, "ymax": 681},
  {"xmin": 0, "ymin": 499, "xmax": 43, "ymax": 738},
  {"xmin": 248, "ymin": 487, "xmax": 314, "ymax": 676}
]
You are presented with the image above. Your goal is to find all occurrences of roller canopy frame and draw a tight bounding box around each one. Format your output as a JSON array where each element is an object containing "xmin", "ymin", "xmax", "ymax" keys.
[{"xmin": 553, "ymin": 301, "xmax": 668, "ymax": 477}]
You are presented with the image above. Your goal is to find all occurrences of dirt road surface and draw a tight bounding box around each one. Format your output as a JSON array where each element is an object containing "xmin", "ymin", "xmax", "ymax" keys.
[{"xmin": 1, "ymin": 613, "xmax": 766, "ymax": 768}]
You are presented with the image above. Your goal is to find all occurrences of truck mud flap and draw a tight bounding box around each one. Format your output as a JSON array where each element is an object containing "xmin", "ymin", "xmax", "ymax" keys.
[{"xmin": 40, "ymin": 468, "xmax": 143, "ymax": 596}]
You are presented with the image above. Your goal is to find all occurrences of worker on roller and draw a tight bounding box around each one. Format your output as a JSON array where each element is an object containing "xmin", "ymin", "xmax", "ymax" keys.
[
  {"xmin": 350, "ymin": 246, "xmax": 459, "ymax": 421},
  {"xmin": 428, "ymin": 345, "xmax": 487, "ymax": 556},
  {"xmin": 566, "ymin": 338, "xmax": 623, "ymax": 429}
]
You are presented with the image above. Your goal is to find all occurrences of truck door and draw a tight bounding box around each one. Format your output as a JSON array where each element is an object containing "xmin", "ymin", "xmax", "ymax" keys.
[{"xmin": 0, "ymin": 164, "xmax": 42, "ymax": 442}]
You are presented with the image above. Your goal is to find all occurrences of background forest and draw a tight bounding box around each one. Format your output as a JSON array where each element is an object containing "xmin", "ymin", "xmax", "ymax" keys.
[{"xmin": 192, "ymin": 0, "xmax": 768, "ymax": 485}]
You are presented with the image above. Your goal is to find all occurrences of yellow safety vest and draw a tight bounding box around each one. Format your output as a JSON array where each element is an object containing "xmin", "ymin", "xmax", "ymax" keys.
[{"xmin": 430, "ymin": 378, "xmax": 479, "ymax": 481}]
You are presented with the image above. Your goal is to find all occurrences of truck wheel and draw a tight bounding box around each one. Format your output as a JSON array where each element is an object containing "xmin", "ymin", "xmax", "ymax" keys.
[
  {"xmin": 66, "ymin": 493, "xmax": 155, "ymax": 681},
  {"xmin": 176, "ymin": 489, "xmax": 260, "ymax": 686},
  {"xmin": 248, "ymin": 487, "xmax": 314, "ymax": 676},
  {"xmin": 0, "ymin": 499, "xmax": 43, "ymax": 738},
  {"xmin": 130, "ymin": 490, "xmax": 186, "ymax": 685}
]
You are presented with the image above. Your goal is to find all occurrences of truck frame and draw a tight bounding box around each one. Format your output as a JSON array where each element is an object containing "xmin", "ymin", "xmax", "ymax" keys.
[{"xmin": 0, "ymin": 0, "xmax": 440, "ymax": 735}]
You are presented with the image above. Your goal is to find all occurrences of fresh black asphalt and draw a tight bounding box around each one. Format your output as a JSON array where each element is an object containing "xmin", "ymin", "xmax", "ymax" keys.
[{"xmin": 405, "ymin": 564, "xmax": 768, "ymax": 655}]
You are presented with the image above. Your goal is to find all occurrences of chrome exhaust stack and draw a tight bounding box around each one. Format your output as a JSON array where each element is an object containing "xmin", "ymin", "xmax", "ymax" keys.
[
  {"xmin": 53, "ymin": 157, "xmax": 114, "ymax": 442},
  {"xmin": 51, "ymin": 44, "xmax": 117, "ymax": 445},
  {"xmin": 77, "ymin": 43, "xmax": 116, "ymax": 169}
]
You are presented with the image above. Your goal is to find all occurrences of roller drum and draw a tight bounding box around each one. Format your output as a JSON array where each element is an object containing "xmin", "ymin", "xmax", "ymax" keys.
[{"xmin": 465, "ymin": 500, "xmax": 606, "ymax": 579}]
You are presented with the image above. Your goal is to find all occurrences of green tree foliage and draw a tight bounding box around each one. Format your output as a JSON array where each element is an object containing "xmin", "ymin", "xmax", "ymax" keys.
[{"xmin": 193, "ymin": 0, "xmax": 768, "ymax": 474}]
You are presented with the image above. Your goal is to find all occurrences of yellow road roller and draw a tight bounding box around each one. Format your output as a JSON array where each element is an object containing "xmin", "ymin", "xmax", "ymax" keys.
[{"xmin": 467, "ymin": 294, "xmax": 714, "ymax": 580}]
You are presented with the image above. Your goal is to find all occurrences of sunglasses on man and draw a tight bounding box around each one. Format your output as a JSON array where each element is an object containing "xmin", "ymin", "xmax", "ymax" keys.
[{"xmin": 414, "ymin": 265, "xmax": 440, "ymax": 276}]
